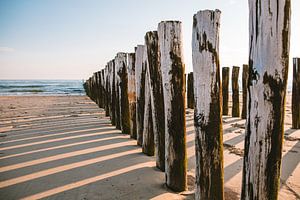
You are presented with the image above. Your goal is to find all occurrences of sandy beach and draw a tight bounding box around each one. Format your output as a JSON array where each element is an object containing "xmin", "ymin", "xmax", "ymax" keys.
[{"xmin": 0, "ymin": 95, "xmax": 299, "ymax": 199}]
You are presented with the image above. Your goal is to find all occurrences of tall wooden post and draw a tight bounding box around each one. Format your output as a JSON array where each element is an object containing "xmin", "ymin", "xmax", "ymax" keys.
[
  {"xmin": 101, "ymin": 69, "xmax": 105, "ymax": 109},
  {"xmin": 135, "ymin": 45, "xmax": 146, "ymax": 146},
  {"xmin": 192, "ymin": 10, "xmax": 224, "ymax": 200},
  {"xmin": 93, "ymin": 73, "xmax": 98, "ymax": 103},
  {"xmin": 109, "ymin": 60, "xmax": 116, "ymax": 125},
  {"xmin": 91, "ymin": 73, "xmax": 96, "ymax": 103},
  {"xmin": 106, "ymin": 64, "xmax": 112, "ymax": 119},
  {"xmin": 242, "ymin": 1, "xmax": 291, "ymax": 199},
  {"xmin": 292, "ymin": 58, "xmax": 300, "ymax": 129},
  {"xmin": 231, "ymin": 66, "xmax": 240, "ymax": 117},
  {"xmin": 105, "ymin": 65, "xmax": 110, "ymax": 117},
  {"xmin": 93, "ymin": 72, "xmax": 98, "ymax": 105},
  {"xmin": 142, "ymin": 63, "xmax": 154, "ymax": 156},
  {"xmin": 158, "ymin": 21, "xmax": 187, "ymax": 192},
  {"xmin": 241, "ymin": 64, "xmax": 249, "ymax": 119},
  {"xmin": 222, "ymin": 67, "xmax": 229, "ymax": 115},
  {"xmin": 127, "ymin": 53, "xmax": 137, "ymax": 138},
  {"xmin": 187, "ymin": 72, "xmax": 194, "ymax": 109},
  {"xmin": 115, "ymin": 55, "xmax": 121, "ymax": 130},
  {"xmin": 145, "ymin": 31, "xmax": 165, "ymax": 165},
  {"xmin": 116, "ymin": 53, "xmax": 130, "ymax": 134}
]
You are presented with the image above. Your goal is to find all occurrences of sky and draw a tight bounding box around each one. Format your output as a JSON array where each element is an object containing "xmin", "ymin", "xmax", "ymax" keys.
[{"xmin": 0, "ymin": 0, "xmax": 299, "ymax": 82}]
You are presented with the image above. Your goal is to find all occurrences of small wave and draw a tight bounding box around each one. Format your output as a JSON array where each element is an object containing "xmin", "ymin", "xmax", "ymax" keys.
[
  {"xmin": 8, "ymin": 89, "xmax": 44, "ymax": 93},
  {"xmin": 0, "ymin": 85, "xmax": 45, "ymax": 89}
]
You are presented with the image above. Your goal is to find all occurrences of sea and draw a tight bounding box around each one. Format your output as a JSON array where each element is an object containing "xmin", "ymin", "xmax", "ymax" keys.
[
  {"xmin": 0, "ymin": 79, "xmax": 292, "ymax": 96},
  {"xmin": 0, "ymin": 80, "xmax": 85, "ymax": 96}
]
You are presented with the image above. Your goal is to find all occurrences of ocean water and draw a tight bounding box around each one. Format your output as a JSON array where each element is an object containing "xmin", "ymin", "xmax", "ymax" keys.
[{"xmin": 0, "ymin": 80, "xmax": 85, "ymax": 96}]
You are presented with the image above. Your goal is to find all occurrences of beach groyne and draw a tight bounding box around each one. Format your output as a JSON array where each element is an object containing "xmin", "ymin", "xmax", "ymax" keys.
[{"xmin": 84, "ymin": 1, "xmax": 297, "ymax": 199}]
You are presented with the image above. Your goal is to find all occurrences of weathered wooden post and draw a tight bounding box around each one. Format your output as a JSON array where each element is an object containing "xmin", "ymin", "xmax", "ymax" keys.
[
  {"xmin": 105, "ymin": 65, "xmax": 110, "ymax": 117},
  {"xmin": 92, "ymin": 73, "xmax": 97, "ymax": 103},
  {"xmin": 114, "ymin": 55, "xmax": 121, "ymax": 130},
  {"xmin": 231, "ymin": 66, "xmax": 240, "ymax": 117},
  {"xmin": 145, "ymin": 31, "xmax": 165, "ymax": 170},
  {"xmin": 142, "ymin": 65, "xmax": 154, "ymax": 156},
  {"xmin": 116, "ymin": 53, "xmax": 130, "ymax": 134},
  {"xmin": 187, "ymin": 72, "xmax": 194, "ymax": 109},
  {"xmin": 109, "ymin": 60, "xmax": 116, "ymax": 125},
  {"xmin": 127, "ymin": 53, "xmax": 137, "ymax": 138},
  {"xmin": 158, "ymin": 21, "xmax": 187, "ymax": 192},
  {"xmin": 101, "ymin": 69, "xmax": 105, "ymax": 108},
  {"xmin": 241, "ymin": 64, "xmax": 249, "ymax": 119},
  {"xmin": 108, "ymin": 60, "xmax": 116, "ymax": 125},
  {"xmin": 93, "ymin": 72, "xmax": 98, "ymax": 105},
  {"xmin": 106, "ymin": 64, "xmax": 112, "ymax": 118},
  {"xmin": 242, "ymin": 1, "xmax": 291, "ymax": 199},
  {"xmin": 88, "ymin": 77, "xmax": 92, "ymax": 99},
  {"xmin": 292, "ymin": 58, "xmax": 300, "ymax": 129},
  {"xmin": 135, "ymin": 45, "xmax": 146, "ymax": 145},
  {"xmin": 192, "ymin": 10, "xmax": 224, "ymax": 200},
  {"xmin": 222, "ymin": 67, "xmax": 229, "ymax": 115}
]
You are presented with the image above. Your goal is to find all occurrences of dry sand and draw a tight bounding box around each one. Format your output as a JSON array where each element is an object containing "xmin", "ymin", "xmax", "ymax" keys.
[{"xmin": 0, "ymin": 95, "xmax": 299, "ymax": 199}]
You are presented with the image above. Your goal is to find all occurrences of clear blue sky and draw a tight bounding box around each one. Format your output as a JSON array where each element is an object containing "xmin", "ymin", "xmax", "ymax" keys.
[{"xmin": 0, "ymin": 0, "xmax": 299, "ymax": 81}]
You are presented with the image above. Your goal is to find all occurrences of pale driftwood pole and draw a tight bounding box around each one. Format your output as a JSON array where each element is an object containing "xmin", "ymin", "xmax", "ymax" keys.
[
  {"xmin": 127, "ymin": 53, "xmax": 137, "ymax": 138},
  {"xmin": 292, "ymin": 58, "xmax": 300, "ymax": 129},
  {"xmin": 241, "ymin": 64, "xmax": 249, "ymax": 119},
  {"xmin": 187, "ymin": 72, "xmax": 194, "ymax": 109},
  {"xmin": 145, "ymin": 31, "xmax": 165, "ymax": 168},
  {"xmin": 222, "ymin": 67, "xmax": 229, "ymax": 115},
  {"xmin": 231, "ymin": 66, "xmax": 240, "ymax": 117},
  {"xmin": 158, "ymin": 21, "xmax": 186, "ymax": 192},
  {"xmin": 192, "ymin": 10, "xmax": 224, "ymax": 200},
  {"xmin": 242, "ymin": 1, "xmax": 291, "ymax": 199},
  {"xmin": 135, "ymin": 45, "xmax": 146, "ymax": 146},
  {"xmin": 116, "ymin": 53, "xmax": 130, "ymax": 134}
]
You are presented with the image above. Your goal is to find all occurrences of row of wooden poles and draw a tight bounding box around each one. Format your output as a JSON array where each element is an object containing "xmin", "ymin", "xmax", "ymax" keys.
[
  {"xmin": 84, "ymin": 4, "xmax": 299, "ymax": 200},
  {"xmin": 187, "ymin": 65, "xmax": 250, "ymax": 119}
]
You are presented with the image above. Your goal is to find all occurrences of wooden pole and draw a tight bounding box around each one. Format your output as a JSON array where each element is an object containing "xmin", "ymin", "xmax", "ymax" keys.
[
  {"xmin": 109, "ymin": 59, "xmax": 116, "ymax": 126},
  {"xmin": 106, "ymin": 64, "xmax": 112, "ymax": 119},
  {"xmin": 222, "ymin": 67, "xmax": 229, "ymax": 115},
  {"xmin": 116, "ymin": 53, "xmax": 130, "ymax": 134},
  {"xmin": 242, "ymin": 1, "xmax": 291, "ymax": 199},
  {"xmin": 192, "ymin": 10, "xmax": 224, "ymax": 200},
  {"xmin": 105, "ymin": 66, "xmax": 110, "ymax": 117},
  {"xmin": 94, "ymin": 72, "xmax": 98, "ymax": 105},
  {"xmin": 115, "ymin": 55, "xmax": 121, "ymax": 130},
  {"xmin": 241, "ymin": 64, "xmax": 249, "ymax": 119},
  {"xmin": 101, "ymin": 69, "xmax": 107, "ymax": 108},
  {"xmin": 135, "ymin": 45, "xmax": 146, "ymax": 146},
  {"xmin": 127, "ymin": 53, "xmax": 137, "ymax": 138},
  {"xmin": 231, "ymin": 66, "xmax": 240, "ymax": 117},
  {"xmin": 92, "ymin": 73, "xmax": 97, "ymax": 103},
  {"xmin": 292, "ymin": 58, "xmax": 300, "ymax": 129},
  {"xmin": 142, "ymin": 64, "xmax": 154, "ymax": 156},
  {"xmin": 187, "ymin": 72, "xmax": 194, "ymax": 109},
  {"xmin": 158, "ymin": 21, "xmax": 187, "ymax": 192},
  {"xmin": 145, "ymin": 31, "xmax": 165, "ymax": 170},
  {"xmin": 109, "ymin": 60, "xmax": 116, "ymax": 125}
]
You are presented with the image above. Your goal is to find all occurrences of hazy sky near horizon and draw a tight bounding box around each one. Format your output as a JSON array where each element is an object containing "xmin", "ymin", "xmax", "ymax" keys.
[{"xmin": 0, "ymin": 0, "xmax": 299, "ymax": 80}]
